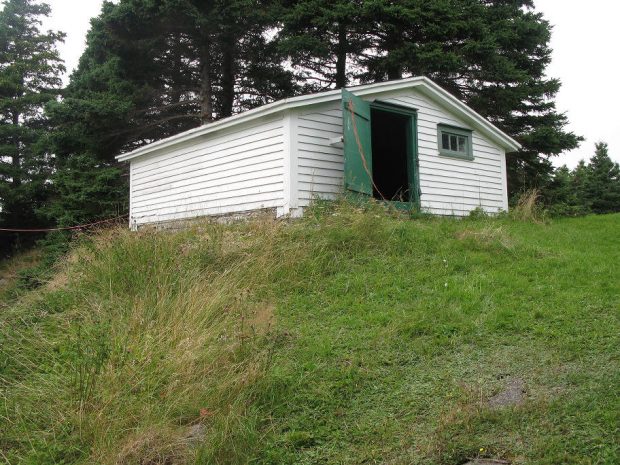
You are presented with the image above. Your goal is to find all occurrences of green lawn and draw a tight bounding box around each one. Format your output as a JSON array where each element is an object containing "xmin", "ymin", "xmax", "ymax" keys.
[
  {"xmin": 256, "ymin": 211, "xmax": 619, "ymax": 464},
  {"xmin": 1, "ymin": 205, "xmax": 618, "ymax": 464}
]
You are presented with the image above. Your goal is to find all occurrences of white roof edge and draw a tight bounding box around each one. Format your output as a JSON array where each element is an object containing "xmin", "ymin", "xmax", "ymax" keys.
[
  {"xmin": 116, "ymin": 76, "xmax": 520, "ymax": 162},
  {"xmin": 414, "ymin": 77, "xmax": 521, "ymax": 152}
]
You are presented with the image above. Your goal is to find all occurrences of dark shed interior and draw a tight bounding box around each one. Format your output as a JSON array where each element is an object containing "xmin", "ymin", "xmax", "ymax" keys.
[{"xmin": 370, "ymin": 108, "xmax": 410, "ymax": 201}]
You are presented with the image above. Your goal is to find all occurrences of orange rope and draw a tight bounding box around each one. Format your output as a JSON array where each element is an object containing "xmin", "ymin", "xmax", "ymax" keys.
[{"xmin": 0, "ymin": 214, "xmax": 128, "ymax": 233}]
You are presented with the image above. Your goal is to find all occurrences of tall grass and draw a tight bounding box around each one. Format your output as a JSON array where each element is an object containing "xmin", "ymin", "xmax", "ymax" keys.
[
  {"xmin": 510, "ymin": 188, "xmax": 546, "ymax": 222},
  {"xmin": 0, "ymin": 201, "xmax": 417, "ymax": 464},
  {"xmin": 1, "ymin": 202, "xmax": 618, "ymax": 464},
  {"xmin": 0, "ymin": 249, "xmax": 42, "ymax": 305},
  {"xmin": 0, "ymin": 216, "xmax": 295, "ymax": 464}
]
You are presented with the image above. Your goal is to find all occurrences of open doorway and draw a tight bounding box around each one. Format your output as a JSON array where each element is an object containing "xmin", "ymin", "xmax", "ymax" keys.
[
  {"xmin": 342, "ymin": 89, "xmax": 419, "ymax": 207},
  {"xmin": 370, "ymin": 108, "xmax": 411, "ymax": 201}
]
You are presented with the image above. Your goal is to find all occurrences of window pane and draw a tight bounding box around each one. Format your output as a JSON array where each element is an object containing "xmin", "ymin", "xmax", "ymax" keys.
[
  {"xmin": 440, "ymin": 129, "xmax": 472, "ymax": 156},
  {"xmin": 442, "ymin": 133, "xmax": 450, "ymax": 150},
  {"xmin": 450, "ymin": 135, "xmax": 458, "ymax": 151}
]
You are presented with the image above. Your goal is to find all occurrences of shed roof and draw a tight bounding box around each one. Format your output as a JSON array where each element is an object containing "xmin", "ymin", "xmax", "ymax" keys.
[{"xmin": 116, "ymin": 76, "xmax": 521, "ymax": 162}]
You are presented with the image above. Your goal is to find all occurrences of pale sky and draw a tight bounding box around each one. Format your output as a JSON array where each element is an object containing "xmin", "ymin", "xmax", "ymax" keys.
[{"xmin": 26, "ymin": 0, "xmax": 620, "ymax": 167}]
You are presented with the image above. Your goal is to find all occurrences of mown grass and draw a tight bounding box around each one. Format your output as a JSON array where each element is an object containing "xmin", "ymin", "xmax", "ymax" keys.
[{"xmin": 1, "ymin": 202, "xmax": 618, "ymax": 464}]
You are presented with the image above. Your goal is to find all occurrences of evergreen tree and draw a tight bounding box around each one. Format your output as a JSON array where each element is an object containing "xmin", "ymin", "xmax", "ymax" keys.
[
  {"xmin": 45, "ymin": 0, "xmax": 294, "ymax": 225},
  {"xmin": 47, "ymin": 1, "xmax": 199, "ymax": 162},
  {"xmin": 542, "ymin": 143, "xmax": 620, "ymax": 216},
  {"xmin": 43, "ymin": 154, "xmax": 126, "ymax": 226},
  {"xmin": 48, "ymin": 0, "xmax": 294, "ymax": 159},
  {"xmin": 570, "ymin": 159, "xmax": 590, "ymax": 209},
  {"xmin": 545, "ymin": 165, "xmax": 572, "ymax": 205},
  {"xmin": 279, "ymin": 0, "xmax": 580, "ymax": 198},
  {"xmin": 277, "ymin": 0, "xmax": 367, "ymax": 89},
  {"xmin": 583, "ymin": 142, "xmax": 620, "ymax": 214},
  {"xmin": 43, "ymin": 2, "xmax": 142, "ymax": 225},
  {"xmin": 543, "ymin": 165, "xmax": 585, "ymax": 216},
  {"xmin": 98, "ymin": 0, "xmax": 293, "ymax": 124},
  {"xmin": 0, "ymin": 0, "xmax": 64, "ymax": 253},
  {"xmin": 360, "ymin": 0, "xmax": 582, "ymax": 197},
  {"xmin": 361, "ymin": 0, "xmax": 460, "ymax": 81}
]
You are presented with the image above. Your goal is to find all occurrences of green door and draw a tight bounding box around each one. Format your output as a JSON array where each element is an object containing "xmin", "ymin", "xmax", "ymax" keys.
[{"xmin": 342, "ymin": 88, "xmax": 372, "ymax": 195}]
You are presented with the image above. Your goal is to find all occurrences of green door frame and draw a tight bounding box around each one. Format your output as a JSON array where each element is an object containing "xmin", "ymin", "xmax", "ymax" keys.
[{"xmin": 369, "ymin": 101, "xmax": 421, "ymax": 210}]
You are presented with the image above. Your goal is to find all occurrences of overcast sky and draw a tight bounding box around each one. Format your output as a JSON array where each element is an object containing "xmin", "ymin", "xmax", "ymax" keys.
[{"xmin": 30, "ymin": 0, "xmax": 620, "ymax": 167}]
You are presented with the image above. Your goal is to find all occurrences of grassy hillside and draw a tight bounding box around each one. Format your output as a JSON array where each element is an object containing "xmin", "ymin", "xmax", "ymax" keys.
[
  {"xmin": 1, "ymin": 203, "xmax": 618, "ymax": 464},
  {"xmin": 0, "ymin": 249, "xmax": 42, "ymax": 305}
]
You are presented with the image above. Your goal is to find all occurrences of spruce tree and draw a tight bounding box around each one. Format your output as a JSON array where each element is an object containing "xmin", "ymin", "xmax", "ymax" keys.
[
  {"xmin": 543, "ymin": 165, "xmax": 585, "ymax": 216},
  {"xmin": 543, "ymin": 144, "xmax": 620, "ymax": 216},
  {"xmin": 102, "ymin": 0, "xmax": 293, "ymax": 123},
  {"xmin": 43, "ymin": 154, "xmax": 127, "ymax": 226},
  {"xmin": 43, "ymin": 2, "xmax": 142, "ymax": 225},
  {"xmin": 360, "ymin": 0, "xmax": 582, "ymax": 197},
  {"xmin": 279, "ymin": 0, "xmax": 581, "ymax": 198},
  {"xmin": 0, "ymin": 0, "xmax": 64, "ymax": 252},
  {"xmin": 277, "ymin": 0, "xmax": 367, "ymax": 89},
  {"xmin": 570, "ymin": 159, "xmax": 590, "ymax": 209},
  {"xmin": 46, "ymin": 0, "xmax": 294, "ymax": 225},
  {"xmin": 48, "ymin": 0, "xmax": 293, "ymax": 158},
  {"xmin": 583, "ymin": 143, "xmax": 620, "ymax": 214},
  {"xmin": 47, "ymin": 1, "xmax": 199, "ymax": 161}
]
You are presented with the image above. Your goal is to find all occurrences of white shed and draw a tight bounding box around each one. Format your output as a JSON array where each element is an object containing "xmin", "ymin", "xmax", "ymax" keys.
[{"xmin": 116, "ymin": 76, "xmax": 521, "ymax": 229}]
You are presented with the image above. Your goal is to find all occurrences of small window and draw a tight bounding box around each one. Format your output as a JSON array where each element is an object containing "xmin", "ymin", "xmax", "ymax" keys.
[{"xmin": 437, "ymin": 125, "xmax": 473, "ymax": 160}]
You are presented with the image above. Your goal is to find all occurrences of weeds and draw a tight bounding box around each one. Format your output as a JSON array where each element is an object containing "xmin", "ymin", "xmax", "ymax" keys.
[
  {"xmin": 1, "ymin": 221, "xmax": 283, "ymax": 464},
  {"xmin": 510, "ymin": 189, "xmax": 547, "ymax": 222},
  {"xmin": 1, "ymin": 204, "xmax": 618, "ymax": 464}
]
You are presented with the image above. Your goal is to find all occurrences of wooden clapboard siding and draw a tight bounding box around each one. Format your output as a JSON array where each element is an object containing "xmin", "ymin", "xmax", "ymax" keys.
[
  {"xmin": 291, "ymin": 89, "xmax": 508, "ymax": 215},
  {"xmin": 381, "ymin": 91, "xmax": 507, "ymax": 215},
  {"xmin": 124, "ymin": 79, "xmax": 514, "ymax": 228},
  {"xmin": 130, "ymin": 116, "xmax": 286, "ymax": 226},
  {"xmin": 295, "ymin": 103, "xmax": 345, "ymax": 207}
]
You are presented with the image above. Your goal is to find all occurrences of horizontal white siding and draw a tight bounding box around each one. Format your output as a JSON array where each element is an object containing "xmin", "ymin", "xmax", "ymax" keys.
[
  {"xmin": 295, "ymin": 103, "xmax": 345, "ymax": 207},
  {"xmin": 292, "ymin": 89, "xmax": 508, "ymax": 215},
  {"xmin": 130, "ymin": 116, "xmax": 286, "ymax": 226},
  {"xmin": 381, "ymin": 91, "xmax": 507, "ymax": 215},
  {"xmin": 128, "ymin": 87, "xmax": 509, "ymax": 226}
]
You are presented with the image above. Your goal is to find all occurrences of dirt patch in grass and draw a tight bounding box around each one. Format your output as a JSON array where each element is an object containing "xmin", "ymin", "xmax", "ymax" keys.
[
  {"xmin": 245, "ymin": 302, "xmax": 275, "ymax": 337},
  {"xmin": 488, "ymin": 377, "xmax": 525, "ymax": 409}
]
